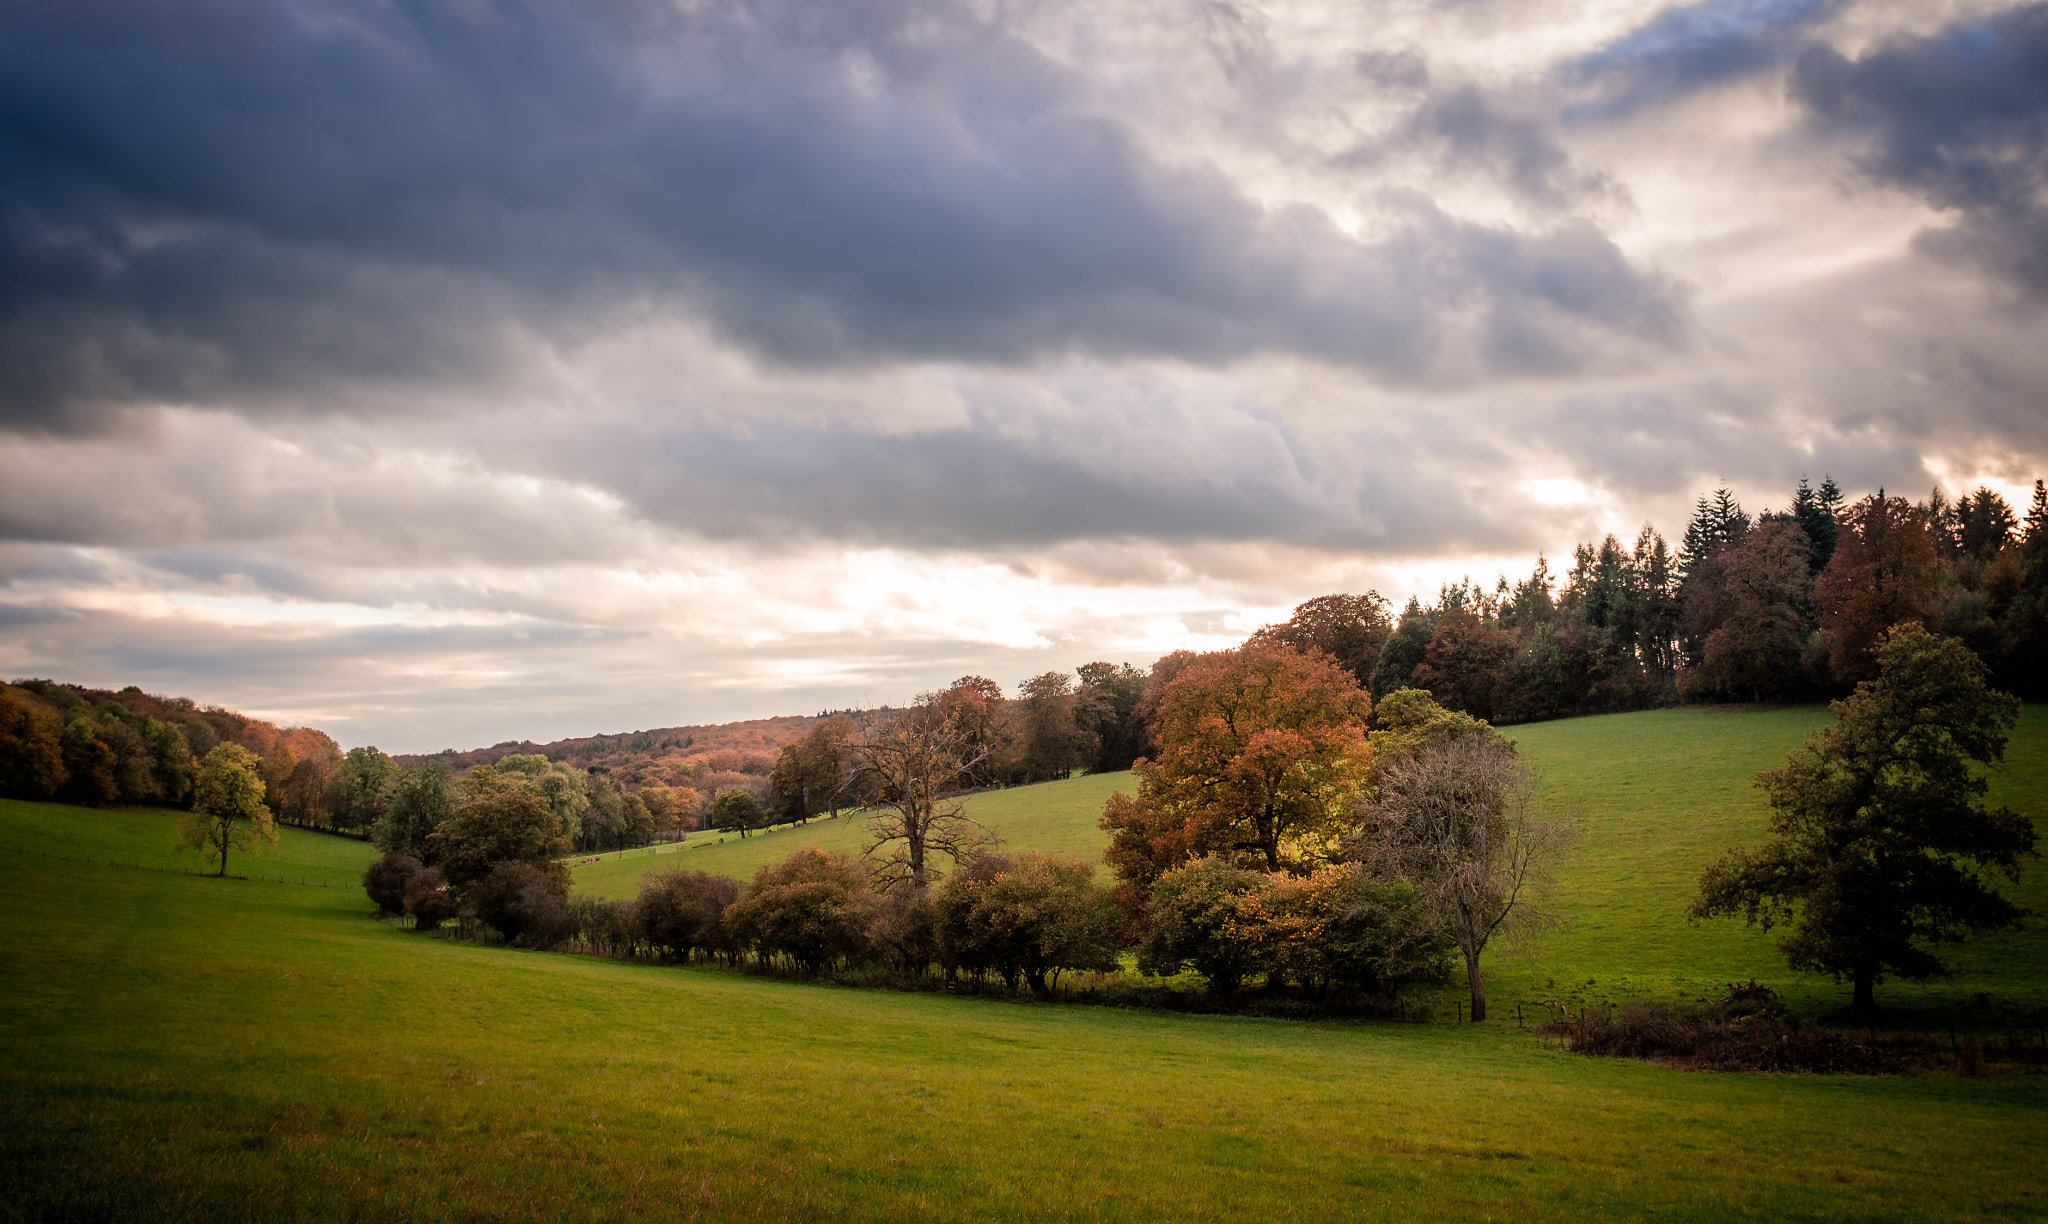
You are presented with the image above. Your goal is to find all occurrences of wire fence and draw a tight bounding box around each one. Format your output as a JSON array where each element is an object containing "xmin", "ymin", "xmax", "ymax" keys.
[{"xmin": 0, "ymin": 843, "xmax": 344, "ymax": 887}]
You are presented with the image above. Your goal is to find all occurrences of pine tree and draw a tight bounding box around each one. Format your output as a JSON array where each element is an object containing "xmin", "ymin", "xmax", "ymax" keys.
[{"xmin": 1791, "ymin": 476, "xmax": 1839, "ymax": 575}]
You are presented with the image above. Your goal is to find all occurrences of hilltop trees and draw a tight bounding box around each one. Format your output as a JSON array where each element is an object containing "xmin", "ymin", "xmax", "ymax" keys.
[
  {"xmin": 1814, "ymin": 494, "xmax": 1944, "ymax": 682},
  {"xmin": 1101, "ymin": 644, "xmax": 1371, "ymax": 890},
  {"xmin": 1248, "ymin": 593, "xmax": 1394, "ymax": 692},
  {"xmin": 1692, "ymin": 624, "xmax": 2035, "ymax": 1011},
  {"xmin": 178, "ymin": 743, "xmax": 276, "ymax": 877},
  {"xmin": 374, "ymin": 762, "xmax": 456, "ymax": 857},
  {"xmin": 769, "ymin": 714, "xmax": 854, "ymax": 824}
]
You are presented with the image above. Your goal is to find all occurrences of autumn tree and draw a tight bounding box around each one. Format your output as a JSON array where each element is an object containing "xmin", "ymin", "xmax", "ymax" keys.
[
  {"xmin": 1101, "ymin": 644, "xmax": 1372, "ymax": 898},
  {"xmin": 856, "ymin": 697, "xmax": 995, "ymax": 889},
  {"xmin": 0, "ymin": 690, "xmax": 66, "ymax": 799},
  {"xmin": 725, "ymin": 848, "xmax": 875, "ymax": 974},
  {"xmin": 178, "ymin": 743, "xmax": 276, "ymax": 877},
  {"xmin": 1692, "ymin": 624, "xmax": 2035, "ymax": 1012},
  {"xmin": 933, "ymin": 676, "xmax": 1014, "ymax": 788},
  {"xmin": 1248, "ymin": 593, "xmax": 1394, "ymax": 692},
  {"xmin": 1814, "ymin": 493, "xmax": 1942, "ymax": 682},
  {"xmin": 1352, "ymin": 711, "xmax": 1567, "ymax": 1023},
  {"xmin": 1680, "ymin": 519, "xmax": 1816, "ymax": 701},
  {"xmin": 769, "ymin": 714, "xmax": 856, "ymax": 823}
]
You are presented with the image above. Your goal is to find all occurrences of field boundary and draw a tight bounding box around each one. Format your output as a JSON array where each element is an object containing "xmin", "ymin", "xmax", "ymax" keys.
[{"xmin": 0, "ymin": 843, "xmax": 343, "ymax": 887}]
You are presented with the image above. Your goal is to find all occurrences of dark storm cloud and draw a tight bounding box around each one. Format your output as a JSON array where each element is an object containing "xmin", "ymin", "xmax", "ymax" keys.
[
  {"xmin": 0, "ymin": 0, "xmax": 1684, "ymax": 431},
  {"xmin": 1563, "ymin": 0, "xmax": 1844, "ymax": 119},
  {"xmin": 1792, "ymin": 2, "xmax": 2048, "ymax": 300}
]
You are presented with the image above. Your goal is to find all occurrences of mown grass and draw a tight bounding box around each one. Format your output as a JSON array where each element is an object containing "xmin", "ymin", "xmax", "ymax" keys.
[
  {"xmin": 1, "ymin": 798, "xmax": 2045, "ymax": 1223},
  {"xmin": 1, "ymin": 704, "xmax": 2044, "ymax": 1221}
]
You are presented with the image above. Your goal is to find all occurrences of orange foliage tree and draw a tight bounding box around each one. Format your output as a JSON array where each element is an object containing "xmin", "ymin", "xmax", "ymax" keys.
[{"xmin": 1100, "ymin": 644, "xmax": 1372, "ymax": 898}]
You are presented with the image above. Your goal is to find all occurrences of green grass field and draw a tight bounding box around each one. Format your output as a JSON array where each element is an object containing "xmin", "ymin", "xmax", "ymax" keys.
[{"xmin": 2, "ymin": 705, "xmax": 2045, "ymax": 1221}]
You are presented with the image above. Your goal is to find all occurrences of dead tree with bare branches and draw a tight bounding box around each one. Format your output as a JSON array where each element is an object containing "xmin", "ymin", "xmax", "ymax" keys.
[{"xmin": 855, "ymin": 697, "xmax": 997, "ymax": 890}]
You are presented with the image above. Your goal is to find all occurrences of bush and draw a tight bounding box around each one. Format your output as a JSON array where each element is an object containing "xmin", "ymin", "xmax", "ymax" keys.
[
  {"xmin": 573, "ymin": 896, "xmax": 640, "ymax": 957},
  {"xmin": 635, "ymin": 869, "xmax": 740, "ymax": 963},
  {"xmin": 470, "ymin": 861, "xmax": 574, "ymax": 948},
  {"xmin": 1548, "ymin": 983, "xmax": 1944, "ymax": 1073},
  {"xmin": 1140, "ymin": 857, "xmax": 1271, "ymax": 994},
  {"xmin": 725, "ymin": 848, "xmax": 874, "ymax": 974},
  {"xmin": 363, "ymin": 852, "xmax": 423, "ymax": 917},
  {"xmin": 867, "ymin": 886, "xmax": 939, "ymax": 975},
  {"xmin": 934, "ymin": 853, "xmax": 1123, "ymax": 997},
  {"xmin": 1255, "ymin": 865, "xmax": 1450, "ymax": 1002},
  {"xmin": 403, "ymin": 866, "xmax": 456, "ymax": 931}
]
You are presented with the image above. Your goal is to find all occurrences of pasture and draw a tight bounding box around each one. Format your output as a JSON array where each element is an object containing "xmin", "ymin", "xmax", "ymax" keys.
[{"xmin": 1, "ymin": 704, "xmax": 2045, "ymax": 1221}]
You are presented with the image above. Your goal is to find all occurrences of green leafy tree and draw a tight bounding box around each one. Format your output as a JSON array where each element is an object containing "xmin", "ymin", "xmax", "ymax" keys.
[
  {"xmin": 178, "ymin": 743, "xmax": 276, "ymax": 877},
  {"xmin": 712, "ymin": 788, "xmax": 768, "ymax": 839},
  {"xmin": 1692, "ymin": 624, "xmax": 2036, "ymax": 1011},
  {"xmin": 1018, "ymin": 671, "xmax": 1089, "ymax": 782},
  {"xmin": 1074, "ymin": 662, "xmax": 1149, "ymax": 773},
  {"xmin": 725, "ymin": 848, "xmax": 875, "ymax": 974},
  {"xmin": 932, "ymin": 853, "xmax": 1122, "ymax": 996},
  {"xmin": 1138, "ymin": 856, "xmax": 1273, "ymax": 995},
  {"xmin": 425, "ymin": 766, "xmax": 570, "ymax": 890},
  {"xmin": 375, "ymin": 762, "xmax": 456, "ymax": 857},
  {"xmin": 329, "ymin": 746, "xmax": 397, "ymax": 834}
]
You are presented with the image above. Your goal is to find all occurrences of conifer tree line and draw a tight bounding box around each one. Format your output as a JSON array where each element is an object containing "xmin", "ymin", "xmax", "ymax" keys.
[{"xmin": 1274, "ymin": 477, "xmax": 2048, "ymax": 721}]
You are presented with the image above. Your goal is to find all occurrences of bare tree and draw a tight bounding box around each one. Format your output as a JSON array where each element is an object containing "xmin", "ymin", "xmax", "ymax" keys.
[
  {"xmin": 855, "ymin": 697, "xmax": 997, "ymax": 889},
  {"xmin": 1355, "ymin": 732, "xmax": 1568, "ymax": 1022}
]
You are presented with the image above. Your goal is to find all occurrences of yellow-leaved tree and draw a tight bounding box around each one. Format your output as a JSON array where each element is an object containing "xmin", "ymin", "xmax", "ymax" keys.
[{"xmin": 178, "ymin": 743, "xmax": 275, "ymax": 877}]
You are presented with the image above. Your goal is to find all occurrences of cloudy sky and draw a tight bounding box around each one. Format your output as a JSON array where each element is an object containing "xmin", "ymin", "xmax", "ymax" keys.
[{"xmin": 2, "ymin": 0, "xmax": 2044, "ymax": 751}]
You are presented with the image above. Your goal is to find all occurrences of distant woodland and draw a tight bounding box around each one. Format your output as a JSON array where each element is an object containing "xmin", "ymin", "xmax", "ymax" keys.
[{"xmin": 4, "ymin": 477, "xmax": 2044, "ymax": 852}]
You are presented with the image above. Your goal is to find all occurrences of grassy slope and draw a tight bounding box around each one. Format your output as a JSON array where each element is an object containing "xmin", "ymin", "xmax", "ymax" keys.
[
  {"xmin": 573, "ymin": 704, "xmax": 2048, "ymax": 1020},
  {"xmin": 1, "ymin": 797, "xmax": 2044, "ymax": 1222},
  {"xmin": 571, "ymin": 772, "xmax": 1135, "ymax": 899}
]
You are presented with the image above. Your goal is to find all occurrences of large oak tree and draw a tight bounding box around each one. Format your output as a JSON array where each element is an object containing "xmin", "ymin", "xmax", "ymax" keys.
[{"xmin": 1692, "ymin": 623, "xmax": 2035, "ymax": 1011}]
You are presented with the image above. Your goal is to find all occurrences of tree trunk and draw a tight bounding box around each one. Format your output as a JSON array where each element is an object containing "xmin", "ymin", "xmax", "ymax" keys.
[
  {"xmin": 1464, "ymin": 947, "xmax": 1486, "ymax": 1023},
  {"xmin": 216, "ymin": 828, "xmax": 229, "ymax": 878},
  {"xmin": 1852, "ymin": 968, "xmax": 1875, "ymax": 1013}
]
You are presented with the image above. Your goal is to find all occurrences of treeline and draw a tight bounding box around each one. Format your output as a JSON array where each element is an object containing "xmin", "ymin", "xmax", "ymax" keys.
[
  {"xmin": 367, "ymin": 665, "xmax": 1556, "ymax": 1019},
  {"xmin": 1254, "ymin": 478, "xmax": 2048, "ymax": 722},
  {"xmin": 0, "ymin": 680, "xmax": 340, "ymax": 823}
]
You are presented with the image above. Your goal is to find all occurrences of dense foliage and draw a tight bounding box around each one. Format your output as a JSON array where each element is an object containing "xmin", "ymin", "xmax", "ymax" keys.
[{"xmin": 1692, "ymin": 624, "xmax": 2036, "ymax": 1010}]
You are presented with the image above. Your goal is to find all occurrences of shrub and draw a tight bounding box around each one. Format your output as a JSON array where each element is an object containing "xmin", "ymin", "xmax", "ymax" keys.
[
  {"xmin": 470, "ymin": 861, "xmax": 574, "ymax": 948},
  {"xmin": 1139, "ymin": 857, "xmax": 1272, "ymax": 994},
  {"xmin": 934, "ymin": 853, "xmax": 1123, "ymax": 997},
  {"xmin": 635, "ymin": 869, "xmax": 740, "ymax": 963},
  {"xmin": 363, "ymin": 852, "xmax": 422, "ymax": 916},
  {"xmin": 725, "ymin": 848, "xmax": 874, "ymax": 974},
  {"xmin": 573, "ymin": 896, "xmax": 639, "ymax": 958},
  {"xmin": 403, "ymin": 866, "xmax": 456, "ymax": 931},
  {"xmin": 1253, "ymin": 865, "xmax": 1450, "ymax": 1002}
]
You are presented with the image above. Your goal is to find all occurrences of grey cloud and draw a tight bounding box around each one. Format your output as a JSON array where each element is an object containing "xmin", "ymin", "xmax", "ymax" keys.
[
  {"xmin": 1792, "ymin": 2, "xmax": 2048, "ymax": 300},
  {"xmin": 0, "ymin": 0, "xmax": 1685, "ymax": 431},
  {"xmin": 1564, "ymin": 0, "xmax": 1845, "ymax": 120}
]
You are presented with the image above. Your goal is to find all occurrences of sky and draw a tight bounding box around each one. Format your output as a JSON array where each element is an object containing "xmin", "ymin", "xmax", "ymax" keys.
[{"xmin": 2, "ymin": 0, "xmax": 2045, "ymax": 752}]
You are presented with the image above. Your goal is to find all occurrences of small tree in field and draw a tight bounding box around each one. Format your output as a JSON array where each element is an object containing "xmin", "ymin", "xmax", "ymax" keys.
[
  {"xmin": 1692, "ymin": 623, "xmax": 2034, "ymax": 1012},
  {"xmin": 178, "ymin": 743, "xmax": 275, "ymax": 877},
  {"xmin": 1356, "ymin": 727, "xmax": 1566, "ymax": 1023}
]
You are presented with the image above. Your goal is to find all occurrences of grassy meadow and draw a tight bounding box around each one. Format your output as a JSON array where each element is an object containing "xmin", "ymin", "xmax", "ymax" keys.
[{"xmin": 1, "ymin": 704, "xmax": 2046, "ymax": 1221}]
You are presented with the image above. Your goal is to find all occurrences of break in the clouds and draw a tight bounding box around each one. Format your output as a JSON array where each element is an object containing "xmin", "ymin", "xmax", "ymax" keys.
[{"xmin": 1, "ymin": 0, "xmax": 2044, "ymax": 750}]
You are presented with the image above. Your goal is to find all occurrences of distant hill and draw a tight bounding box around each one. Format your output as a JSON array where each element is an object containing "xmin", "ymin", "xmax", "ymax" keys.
[{"xmin": 393, "ymin": 708, "xmax": 893, "ymax": 797}]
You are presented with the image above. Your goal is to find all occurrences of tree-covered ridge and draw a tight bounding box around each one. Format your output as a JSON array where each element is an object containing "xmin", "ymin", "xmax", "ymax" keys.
[
  {"xmin": 1260, "ymin": 477, "xmax": 2048, "ymax": 723},
  {"xmin": 0, "ymin": 679, "xmax": 339, "ymax": 824}
]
